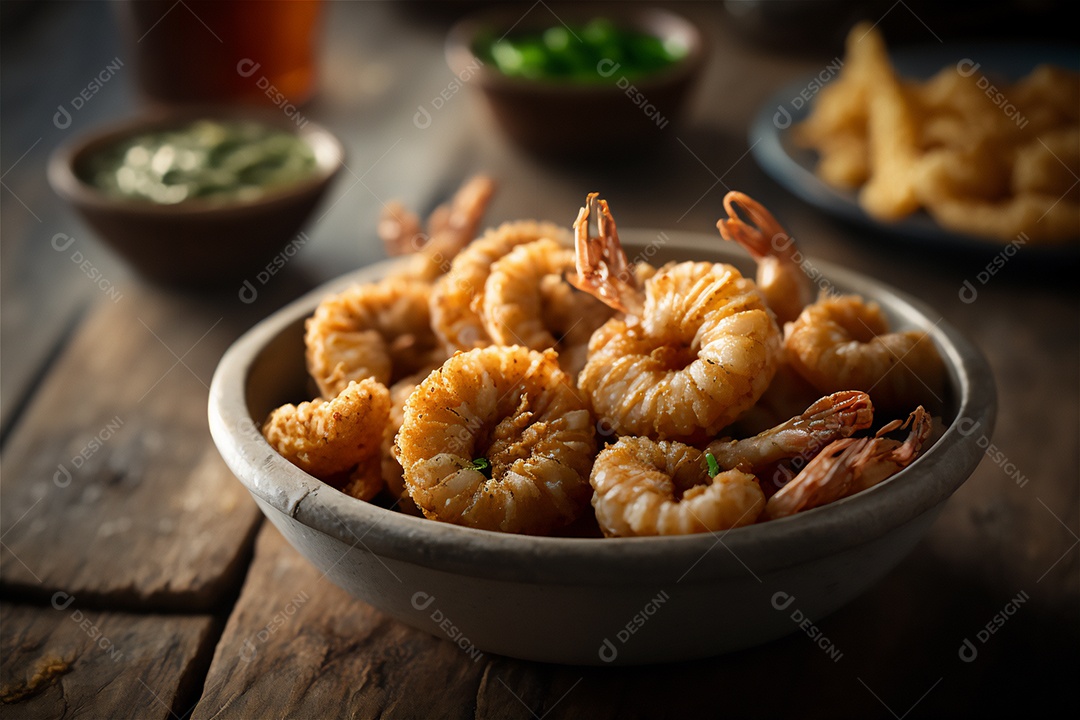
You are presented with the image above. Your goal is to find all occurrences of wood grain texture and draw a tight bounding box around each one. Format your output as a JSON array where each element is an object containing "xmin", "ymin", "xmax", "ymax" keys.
[
  {"xmin": 191, "ymin": 524, "xmax": 487, "ymax": 720},
  {"xmin": 0, "ymin": 600, "xmax": 217, "ymax": 719},
  {"xmin": 0, "ymin": 289, "xmax": 262, "ymax": 610},
  {"xmin": 185, "ymin": 526, "xmax": 1078, "ymax": 720},
  {"xmin": 2, "ymin": 2, "xmax": 1078, "ymax": 718}
]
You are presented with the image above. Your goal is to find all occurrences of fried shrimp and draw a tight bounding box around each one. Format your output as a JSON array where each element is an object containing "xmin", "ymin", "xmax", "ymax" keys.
[
  {"xmin": 784, "ymin": 295, "xmax": 945, "ymax": 413},
  {"xmin": 304, "ymin": 276, "xmax": 443, "ymax": 399},
  {"xmin": 379, "ymin": 175, "xmax": 496, "ymax": 281},
  {"xmin": 590, "ymin": 436, "xmax": 765, "ymax": 537},
  {"xmin": 763, "ymin": 406, "xmax": 931, "ymax": 519},
  {"xmin": 482, "ymin": 238, "xmax": 614, "ymax": 376},
  {"xmin": 395, "ymin": 346, "xmax": 596, "ymax": 534},
  {"xmin": 573, "ymin": 194, "xmax": 782, "ymax": 441},
  {"xmin": 262, "ymin": 379, "xmax": 391, "ymax": 500},
  {"xmin": 381, "ymin": 368, "xmax": 436, "ymax": 513},
  {"xmin": 717, "ymin": 191, "xmax": 814, "ymax": 325},
  {"xmin": 431, "ymin": 220, "xmax": 572, "ymax": 352},
  {"xmin": 705, "ymin": 391, "xmax": 874, "ymax": 471}
]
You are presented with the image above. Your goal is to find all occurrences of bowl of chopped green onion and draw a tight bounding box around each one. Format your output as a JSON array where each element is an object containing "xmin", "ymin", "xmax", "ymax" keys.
[
  {"xmin": 48, "ymin": 107, "xmax": 343, "ymax": 287},
  {"xmin": 446, "ymin": 6, "xmax": 707, "ymax": 157}
]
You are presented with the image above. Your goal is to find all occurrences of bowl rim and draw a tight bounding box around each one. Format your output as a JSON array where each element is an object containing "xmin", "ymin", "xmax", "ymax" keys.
[
  {"xmin": 445, "ymin": 4, "xmax": 709, "ymax": 93},
  {"xmin": 208, "ymin": 229, "xmax": 996, "ymax": 586},
  {"xmin": 47, "ymin": 105, "xmax": 345, "ymax": 216}
]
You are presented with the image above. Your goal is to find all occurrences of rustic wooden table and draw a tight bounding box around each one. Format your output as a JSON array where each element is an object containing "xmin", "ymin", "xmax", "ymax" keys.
[{"xmin": 2, "ymin": 2, "xmax": 1077, "ymax": 718}]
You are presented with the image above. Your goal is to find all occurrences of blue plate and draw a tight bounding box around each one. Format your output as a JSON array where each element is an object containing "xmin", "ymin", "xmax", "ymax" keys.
[{"xmin": 750, "ymin": 43, "xmax": 1080, "ymax": 256}]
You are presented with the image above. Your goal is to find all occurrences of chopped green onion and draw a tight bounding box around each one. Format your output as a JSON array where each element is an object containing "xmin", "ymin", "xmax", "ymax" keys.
[
  {"xmin": 705, "ymin": 451, "xmax": 721, "ymax": 479},
  {"xmin": 475, "ymin": 17, "xmax": 685, "ymax": 84},
  {"xmin": 472, "ymin": 457, "xmax": 492, "ymax": 479},
  {"xmin": 542, "ymin": 26, "xmax": 571, "ymax": 53}
]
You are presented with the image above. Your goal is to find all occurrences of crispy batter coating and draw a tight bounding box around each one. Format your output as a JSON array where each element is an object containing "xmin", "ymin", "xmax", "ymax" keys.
[
  {"xmin": 590, "ymin": 436, "xmax": 765, "ymax": 537},
  {"xmin": 784, "ymin": 295, "xmax": 945, "ymax": 414},
  {"xmin": 262, "ymin": 379, "xmax": 391, "ymax": 497},
  {"xmin": 305, "ymin": 277, "xmax": 443, "ymax": 399},
  {"xmin": 430, "ymin": 220, "xmax": 572, "ymax": 352},
  {"xmin": 482, "ymin": 238, "xmax": 613, "ymax": 377},
  {"xmin": 396, "ymin": 346, "xmax": 595, "ymax": 534},
  {"xmin": 580, "ymin": 262, "xmax": 782, "ymax": 441}
]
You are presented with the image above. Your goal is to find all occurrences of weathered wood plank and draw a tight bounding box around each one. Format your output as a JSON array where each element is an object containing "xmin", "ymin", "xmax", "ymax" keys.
[
  {"xmin": 191, "ymin": 524, "xmax": 487, "ymax": 720},
  {"xmin": 0, "ymin": 287, "xmax": 263, "ymax": 610},
  {"xmin": 0, "ymin": 599, "xmax": 216, "ymax": 719},
  {"xmin": 0, "ymin": 0, "xmax": 137, "ymax": 438},
  {"xmin": 191, "ymin": 523, "xmax": 1078, "ymax": 720}
]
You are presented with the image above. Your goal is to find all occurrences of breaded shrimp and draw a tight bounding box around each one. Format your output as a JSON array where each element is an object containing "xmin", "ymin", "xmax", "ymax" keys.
[
  {"xmin": 482, "ymin": 238, "xmax": 613, "ymax": 376},
  {"xmin": 395, "ymin": 346, "xmax": 596, "ymax": 535},
  {"xmin": 305, "ymin": 277, "xmax": 444, "ymax": 399},
  {"xmin": 725, "ymin": 360, "xmax": 824, "ymax": 437},
  {"xmin": 262, "ymin": 379, "xmax": 391, "ymax": 500},
  {"xmin": 717, "ymin": 191, "xmax": 815, "ymax": 325},
  {"xmin": 430, "ymin": 220, "xmax": 572, "ymax": 352},
  {"xmin": 379, "ymin": 175, "xmax": 496, "ymax": 281},
  {"xmin": 784, "ymin": 295, "xmax": 946, "ymax": 413},
  {"xmin": 705, "ymin": 391, "xmax": 874, "ymax": 471},
  {"xmin": 573, "ymin": 193, "xmax": 782, "ymax": 441},
  {"xmin": 763, "ymin": 406, "xmax": 932, "ymax": 519},
  {"xmin": 590, "ymin": 436, "xmax": 765, "ymax": 537},
  {"xmin": 381, "ymin": 367, "xmax": 436, "ymax": 514}
]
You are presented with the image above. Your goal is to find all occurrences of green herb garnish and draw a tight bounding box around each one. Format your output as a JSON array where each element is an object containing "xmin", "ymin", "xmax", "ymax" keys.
[
  {"xmin": 705, "ymin": 451, "xmax": 721, "ymax": 479},
  {"xmin": 474, "ymin": 17, "xmax": 688, "ymax": 84},
  {"xmin": 472, "ymin": 457, "xmax": 492, "ymax": 479}
]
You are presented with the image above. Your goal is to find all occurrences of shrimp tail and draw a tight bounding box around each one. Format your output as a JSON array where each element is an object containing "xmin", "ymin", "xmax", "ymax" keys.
[
  {"xmin": 568, "ymin": 193, "xmax": 644, "ymax": 318},
  {"xmin": 716, "ymin": 191, "xmax": 794, "ymax": 259},
  {"xmin": 437, "ymin": 175, "xmax": 497, "ymax": 252},
  {"xmin": 718, "ymin": 191, "xmax": 814, "ymax": 324},
  {"xmin": 799, "ymin": 390, "xmax": 875, "ymax": 440},
  {"xmin": 706, "ymin": 390, "xmax": 874, "ymax": 471},
  {"xmin": 378, "ymin": 200, "xmax": 424, "ymax": 257},
  {"xmin": 763, "ymin": 437, "xmax": 865, "ymax": 519},
  {"xmin": 380, "ymin": 174, "xmax": 497, "ymax": 281},
  {"xmin": 765, "ymin": 404, "xmax": 933, "ymax": 519},
  {"xmin": 867, "ymin": 405, "xmax": 932, "ymax": 471}
]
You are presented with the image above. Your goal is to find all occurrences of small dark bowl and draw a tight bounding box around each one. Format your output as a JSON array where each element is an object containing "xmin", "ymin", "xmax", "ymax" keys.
[
  {"xmin": 446, "ymin": 5, "xmax": 707, "ymax": 158},
  {"xmin": 48, "ymin": 107, "xmax": 344, "ymax": 287}
]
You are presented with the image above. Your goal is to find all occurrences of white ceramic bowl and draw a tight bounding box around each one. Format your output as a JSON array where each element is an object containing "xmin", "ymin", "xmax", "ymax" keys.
[{"xmin": 208, "ymin": 230, "xmax": 995, "ymax": 665}]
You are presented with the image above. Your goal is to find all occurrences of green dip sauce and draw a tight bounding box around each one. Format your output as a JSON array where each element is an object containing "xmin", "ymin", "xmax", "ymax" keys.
[
  {"xmin": 474, "ymin": 18, "xmax": 688, "ymax": 83},
  {"xmin": 85, "ymin": 119, "xmax": 317, "ymax": 204}
]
